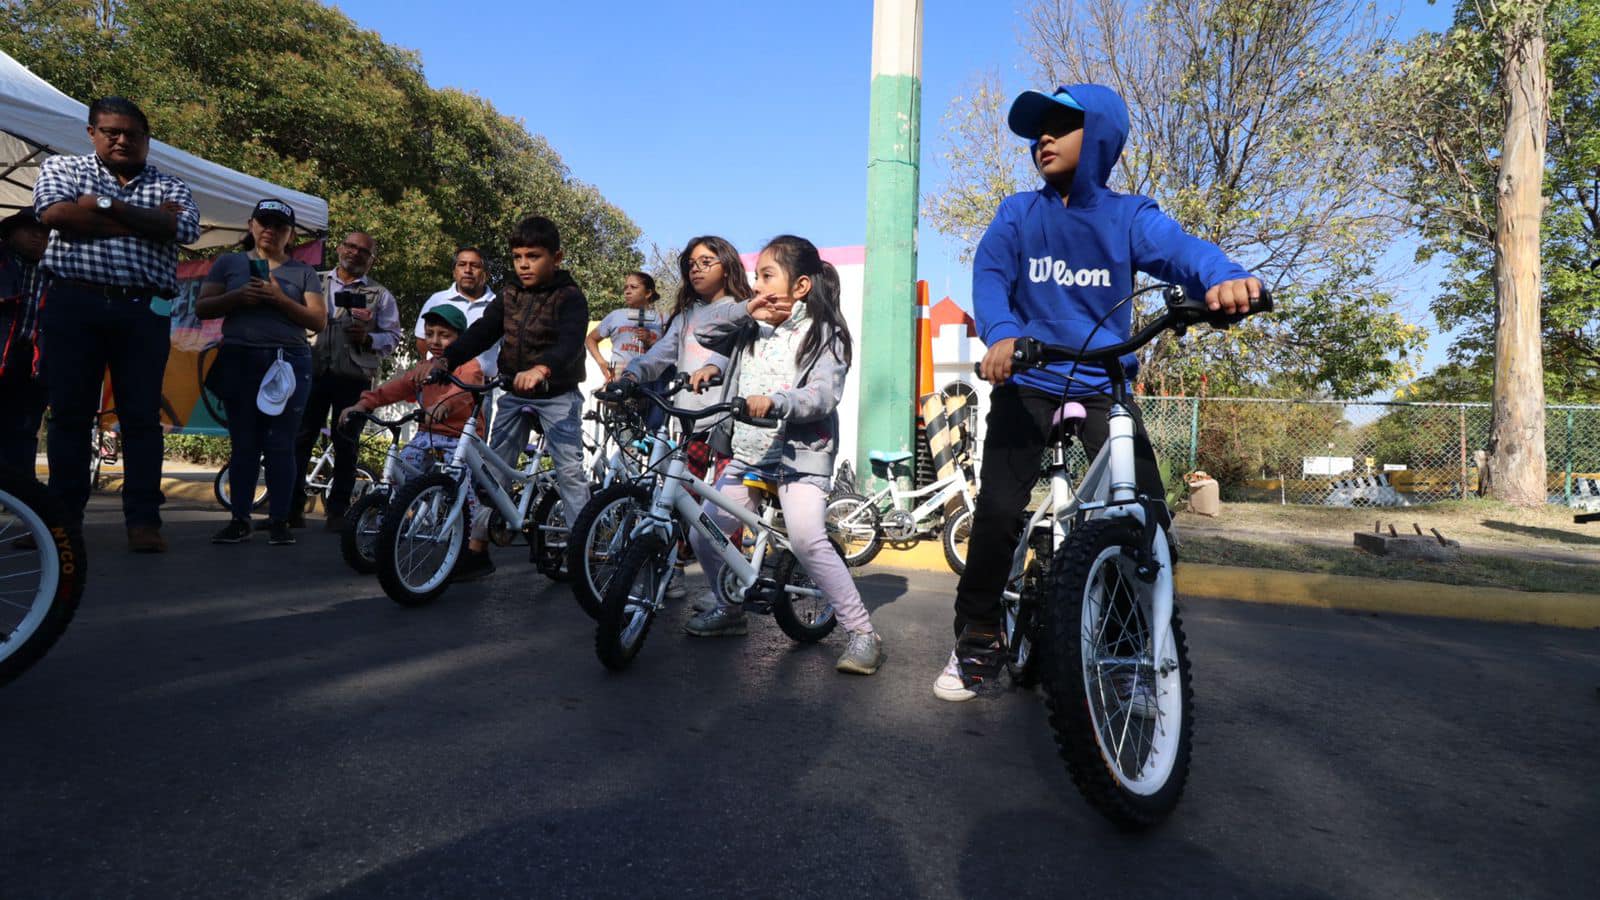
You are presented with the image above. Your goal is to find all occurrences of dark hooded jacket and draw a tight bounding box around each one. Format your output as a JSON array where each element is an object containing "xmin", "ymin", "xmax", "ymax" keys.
[
  {"xmin": 972, "ymin": 83, "xmax": 1252, "ymax": 396},
  {"xmin": 443, "ymin": 270, "xmax": 588, "ymax": 396}
]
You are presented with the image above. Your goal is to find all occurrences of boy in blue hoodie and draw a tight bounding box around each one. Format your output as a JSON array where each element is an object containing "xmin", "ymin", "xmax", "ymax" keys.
[{"xmin": 934, "ymin": 84, "xmax": 1261, "ymax": 702}]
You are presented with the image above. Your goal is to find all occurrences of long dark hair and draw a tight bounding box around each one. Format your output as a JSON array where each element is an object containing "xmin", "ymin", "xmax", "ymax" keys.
[
  {"xmin": 671, "ymin": 235, "xmax": 752, "ymax": 321},
  {"xmin": 760, "ymin": 234, "xmax": 852, "ymax": 369}
]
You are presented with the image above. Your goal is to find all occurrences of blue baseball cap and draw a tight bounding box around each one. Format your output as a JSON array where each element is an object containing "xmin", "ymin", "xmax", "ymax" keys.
[{"xmin": 1007, "ymin": 87, "xmax": 1085, "ymax": 139}]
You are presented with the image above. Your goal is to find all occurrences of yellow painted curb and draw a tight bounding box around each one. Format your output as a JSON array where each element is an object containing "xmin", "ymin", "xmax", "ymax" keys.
[
  {"xmin": 1176, "ymin": 564, "xmax": 1600, "ymax": 629},
  {"xmin": 868, "ymin": 541, "xmax": 1600, "ymax": 630}
]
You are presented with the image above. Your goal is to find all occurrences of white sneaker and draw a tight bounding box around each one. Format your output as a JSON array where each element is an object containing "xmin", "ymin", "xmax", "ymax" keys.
[
  {"xmin": 835, "ymin": 631, "xmax": 884, "ymax": 675},
  {"xmin": 932, "ymin": 651, "xmax": 975, "ymax": 702},
  {"xmin": 690, "ymin": 589, "xmax": 720, "ymax": 613}
]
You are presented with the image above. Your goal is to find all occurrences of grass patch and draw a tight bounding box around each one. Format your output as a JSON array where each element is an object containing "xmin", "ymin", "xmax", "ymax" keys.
[{"xmin": 1183, "ymin": 534, "xmax": 1600, "ymax": 595}]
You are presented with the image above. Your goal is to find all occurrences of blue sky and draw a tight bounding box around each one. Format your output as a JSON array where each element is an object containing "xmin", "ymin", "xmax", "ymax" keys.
[{"xmin": 330, "ymin": 0, "xmax": 1458, "ymax": 371}]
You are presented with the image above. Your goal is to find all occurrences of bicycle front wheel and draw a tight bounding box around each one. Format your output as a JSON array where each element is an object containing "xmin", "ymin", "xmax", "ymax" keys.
[
  {"xmin": 213, "ymin": 464, "xmax": 269, "ymax": 513},
  {"xmin": 375, "ymin": 473, "xmax": 465, "ymax": 607},
  {"xmin": 0, "ymin": 473, "xmax": 86, "ymax": 687},
  {"xmin": 566, "ymin": 482, "xmax": 651, "ymax": 620},
  {"xmin": 594, "ymin": 533, "xmax": 668, "ymax": 671},
  {"xmin": 941, "ymin": 507, "xmax": 973, "ymax": 576},
  {"xmin": 1043, "ymin": 517, "xmax": 1192, "ymax": 830}
]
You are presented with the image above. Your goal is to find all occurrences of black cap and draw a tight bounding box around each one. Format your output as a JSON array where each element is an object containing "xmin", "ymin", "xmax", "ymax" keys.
[{"xmin": 251, "ymin": 198, "xmax": 296, "ymax": 228}]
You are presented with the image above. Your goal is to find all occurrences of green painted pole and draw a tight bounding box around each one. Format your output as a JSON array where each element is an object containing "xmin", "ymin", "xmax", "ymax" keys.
[{"xmin": 859, "ymin": 0, "xmax": 923, "ymax": 491}]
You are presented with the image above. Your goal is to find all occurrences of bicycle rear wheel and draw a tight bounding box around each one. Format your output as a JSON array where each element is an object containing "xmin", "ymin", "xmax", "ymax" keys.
[
  {"xmin": 0, "ymin": 473, "xmax": 86, "ymax": 687},
  {"xmin": 213, "ymin": 464, "xmax": 269, "ymax": 513},
  {"xmin": 1043, "ymin": 517, "xmax": 1192, "ymax": 830},
  {"xmin": 339, "ymin": 489, "xmax": 388, "ymax": 575},
  {"xmin": 770, "ymin": 542, "xmax": 842, "ymax": 643},
  {"xmin": 823, "ymin": 492, "xmax": 881, "ymax": 567},
  {"xmin": 375, "ymin": 473, "xmax": 465, "ymax": 607}
]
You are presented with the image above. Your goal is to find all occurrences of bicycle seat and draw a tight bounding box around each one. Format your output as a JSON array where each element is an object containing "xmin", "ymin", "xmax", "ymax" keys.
[
  {"xmin": 868, "ymin": 450, "xmax": 914, "ymax": 464},
  {"xmin": 741, "ymin": 472, "xmax": 779, "ymax": 496},
  {"xmin": 1053, "ymin": 402, "xmax": 1087, "ymax": 425}
]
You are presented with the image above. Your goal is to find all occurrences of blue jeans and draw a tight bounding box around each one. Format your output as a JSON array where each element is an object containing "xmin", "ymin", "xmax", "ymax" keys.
[
  {"xmin": 489, "ymin": 389, "xmax": 589, "ymax": 522},
  {"xmin": 41, "ymin": 282, "xmax": 172, "ymax": 527},
  {"xmin": 214, "ymin": 344, "xmax": 312, "ymax": 522}
]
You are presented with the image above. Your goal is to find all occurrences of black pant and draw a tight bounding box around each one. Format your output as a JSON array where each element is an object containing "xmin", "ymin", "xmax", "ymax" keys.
[
  {"xmin": 953, "ymin": 385, "xmax": 1164, "ymax": 638},
  {"xmin": 293, "ymin": 372, "xmax": 369, "ymax": 517},
  {"xmin": 0, "ymin": 364, "xmax": 45, "ymax": 476},
  {"xmin": 41, "ymin": 283, "xmax": 172, "ymax": 528}
]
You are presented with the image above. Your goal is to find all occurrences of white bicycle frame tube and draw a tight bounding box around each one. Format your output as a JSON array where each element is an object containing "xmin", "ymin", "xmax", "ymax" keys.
[{"xmin": 431, "ymin": 397, "xmax": 543, "ymax": 534}]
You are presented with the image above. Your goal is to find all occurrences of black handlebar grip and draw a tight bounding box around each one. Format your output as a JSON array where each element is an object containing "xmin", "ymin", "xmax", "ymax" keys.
[{"xmin": 1252, "ymin": 286, "xmax": 1274, "ymax": 314}]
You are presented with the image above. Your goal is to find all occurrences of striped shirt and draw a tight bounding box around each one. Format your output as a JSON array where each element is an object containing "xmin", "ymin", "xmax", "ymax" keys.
[
  {"xmin": 0, "ymin": 252, "xmax": 46, "ymax": 377},
  {"xmin": 31, "ymin": 153, "xmax": 201, "ymax": 295}
]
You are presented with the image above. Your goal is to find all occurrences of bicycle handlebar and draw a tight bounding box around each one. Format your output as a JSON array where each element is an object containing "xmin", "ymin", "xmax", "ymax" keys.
[
  {"xmin": 596, "ymin": 378, "xmax": 777, "ymax": 429},
  {"xmin": 973, "ymin": 285, "xmax": 1274, "ymax": 375}
]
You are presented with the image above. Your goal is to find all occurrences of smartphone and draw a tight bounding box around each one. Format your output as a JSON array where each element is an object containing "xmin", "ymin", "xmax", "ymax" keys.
[
  {"xmin": 334, "ymin": 290, "xmax": 368, "ymax": 310},
  {"xmin": 248, "ymin": 258, "xmax": 269, "ymax": 280}
]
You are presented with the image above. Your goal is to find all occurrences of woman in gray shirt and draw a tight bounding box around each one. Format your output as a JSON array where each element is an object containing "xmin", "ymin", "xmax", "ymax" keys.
[{"xmin": 197, "ymin": 199, "xmax": 324, "ymax": 546}]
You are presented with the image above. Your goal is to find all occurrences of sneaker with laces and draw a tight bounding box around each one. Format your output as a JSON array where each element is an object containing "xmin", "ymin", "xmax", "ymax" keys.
[
  {"xmin": 211, "ymin": 519, "xmax": 251, "ymax": 544},
  {"xmin": 835, "ymin": 630, "xmax": 884, "ymax": 675},
  {"xmin": 453, "ymin": 548, "xmax": 496, "ymax": 582},
  {"xmin": 685, "ymin": 603, "xmax": 747, "ymax": 637},
  {"xmin": 664, "ymin": 565, "xmax": 688, "ymax": 601},
  {"xmin": 1111, "ymin": 672, "xmax": 1159, "ymax": 720},
  {"xmin": 932, "ymin": 625, "xmax": 1004, "ymax": 702},
  {"xmin": 267, "ymin": 521, "xmax": 296, "ymax": 546}
]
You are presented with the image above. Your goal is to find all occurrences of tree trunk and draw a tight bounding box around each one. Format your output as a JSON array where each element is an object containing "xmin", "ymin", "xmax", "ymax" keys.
[{"xmin": 1484, "ymin": 4, "xmax": 1549, "ymax": 507}]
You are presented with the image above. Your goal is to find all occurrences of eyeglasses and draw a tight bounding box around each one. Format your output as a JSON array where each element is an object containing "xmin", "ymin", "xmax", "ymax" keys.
[
  {"xmin": 339, "ymin": 241, "xmax": 374, "ymax": 258},
  {"xmin": 688, "ymin": 256, "xmax": 722, "ymax": 272}
]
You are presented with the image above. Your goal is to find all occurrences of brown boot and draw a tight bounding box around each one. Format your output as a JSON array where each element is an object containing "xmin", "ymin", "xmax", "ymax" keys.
[{"xmin": 127, "ymin": 524, "xmax": 168, "ymax": 553}]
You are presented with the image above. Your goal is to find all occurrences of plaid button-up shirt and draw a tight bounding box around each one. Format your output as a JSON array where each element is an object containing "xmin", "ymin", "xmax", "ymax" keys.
[
  {"xmin": 32, "ymin": 153, "xmax": 201, "ymax": 296},
  {"xmin": 0, "ymin": 252, "xmax": 45, "ymax": 377}
]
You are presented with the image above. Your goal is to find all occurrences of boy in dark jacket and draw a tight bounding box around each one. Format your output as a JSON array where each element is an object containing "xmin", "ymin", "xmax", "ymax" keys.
[
  {"xmin": 436, "ymin": 215, "xmax": 589, "ymax": 580},
  {"xmin": 935, "ymin": 84, "xmax": 1261, "ymax": 702}
]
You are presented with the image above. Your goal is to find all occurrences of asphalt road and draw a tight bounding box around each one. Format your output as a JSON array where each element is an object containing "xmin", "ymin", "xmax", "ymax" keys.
[{"xmin": 4, "ymin": 496, "xmax": 1597, "ymax": 899}]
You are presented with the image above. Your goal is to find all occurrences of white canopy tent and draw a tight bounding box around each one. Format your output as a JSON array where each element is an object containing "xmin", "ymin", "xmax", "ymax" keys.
[{"xmin": 0, "ymin": 49, "xmax": 327, "ymax": 249}]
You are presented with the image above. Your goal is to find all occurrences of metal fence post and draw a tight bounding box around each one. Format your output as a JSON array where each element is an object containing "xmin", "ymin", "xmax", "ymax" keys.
[
  {"xmin": 1565, "ymin": 407, "xmax": 1574, "ymax": 503},
  {"xmin": 1188, "ymin": 397, "xmax": 1200, "ymax": 471},
  {"xmin": 1459, "ymin": 406, "xmax": 1468, "ymax": 498}
]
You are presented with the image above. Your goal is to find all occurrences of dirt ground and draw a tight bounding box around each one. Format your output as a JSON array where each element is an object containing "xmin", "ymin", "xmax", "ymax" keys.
[{"xmin": 1173, "ymin": 499, "xmax": 1600, "ymax": 594}]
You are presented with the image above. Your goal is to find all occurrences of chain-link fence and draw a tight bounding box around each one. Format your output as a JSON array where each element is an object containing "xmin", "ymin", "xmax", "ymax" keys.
[{"xmin": 1118, "ymin": 398, "xmax": 1600, "ymax": 508}]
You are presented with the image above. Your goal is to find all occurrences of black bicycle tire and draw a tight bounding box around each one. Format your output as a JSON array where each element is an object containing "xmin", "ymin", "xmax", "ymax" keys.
[
  {"xmin": 213, "ymin": 464, "xmax": 270, "ymax": 513},
  {"xmin": 941, "ymin": 507, "xmax": 972, "ymax": 576},
  {"xmin": 529, "ymin": 487, "xmax": 571, "ymax": 581},
  {"xmin": 824, "ymin": 492, "xmax": 882, "ymax": 568},
  {"xmin": 339, "ymin": 489, "xmax": 388, "ymax": 575},
  {"xmin": 1042, "ymin": 517, "xmax": 1193, "ymax": 830},
  {"xmin": 566, "ymin": 482, "xmax": 652, "ymax": 621},
  {"xmin": 374, "ymin": 472, "xmax": 465, "ymax": 608},
  {"xmin": 0, "ymin": 473, "xmax": 87, "ymax": 687},
  {"xmin": 770, "ymin": 541, "xmax": 843, "ymax": 643},
  {"xmin": 594, "ymin": 533, "xmax": 666, "ymax": 671}
]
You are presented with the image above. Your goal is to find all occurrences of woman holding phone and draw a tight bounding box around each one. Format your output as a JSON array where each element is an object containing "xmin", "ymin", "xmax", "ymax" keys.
[{"xmin": 197, "ymin": 199, "xmax": 325, "ymax": 546}]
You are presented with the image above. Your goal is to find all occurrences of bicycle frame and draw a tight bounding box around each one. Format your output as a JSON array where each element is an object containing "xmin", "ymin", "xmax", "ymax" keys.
[
  {"xmin": 1006, "ymin": 392, "xmax": 1175, "ymax": 667},
  {"xmin": 424, "ymin": 396, "xmax": 545, "ymax": 538},
  {"xmin": 858, "ymin": 468, "xmax": 974, "ymax": 527}
]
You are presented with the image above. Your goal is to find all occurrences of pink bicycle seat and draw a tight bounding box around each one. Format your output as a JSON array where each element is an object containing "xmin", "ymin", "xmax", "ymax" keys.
[{"xmin": 1053, "ymin": 402, "xmax": 1088, "ymax": 426}]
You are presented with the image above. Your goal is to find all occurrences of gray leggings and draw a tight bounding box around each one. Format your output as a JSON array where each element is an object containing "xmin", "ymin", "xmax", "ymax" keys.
[{"xmin": 689, "ymin": 462, "xmax": 873, "ymax": 634}]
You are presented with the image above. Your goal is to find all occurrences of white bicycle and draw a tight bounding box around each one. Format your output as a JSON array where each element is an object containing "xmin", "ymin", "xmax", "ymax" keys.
[
  {"xmin": 0, "ymin": 469, "xmax": 86, "ymax": 687},
  {"xmin": 991, "ymin": 283, "xmax": 1271, "ymax": 830},
  {"xmin": 373, "ymin": 373, "xmax": 562, "ymax": 606},
  {"xmin": 825, "ymin": 452, "xmax": 976, "ymax": 571},
  {"xmin": 586, "ymin": 380, "xmax": 837, "ymax": 671}
]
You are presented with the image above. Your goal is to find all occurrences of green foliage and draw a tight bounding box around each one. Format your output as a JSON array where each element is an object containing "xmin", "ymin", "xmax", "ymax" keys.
[
  {"xmin": 163, "ymin": 434, "xmax": 231, "ymax": 466},
  {"xmin": 1386, "ymin": 0, "xmax": 1600, "ymax": 402},
  {"xmin": 0, "ymin": 0, "xmax": 642, "ymax": 355},
  {"xmin": 924, "ymin": 0, "xmax": 1427, "ymax": 399}
]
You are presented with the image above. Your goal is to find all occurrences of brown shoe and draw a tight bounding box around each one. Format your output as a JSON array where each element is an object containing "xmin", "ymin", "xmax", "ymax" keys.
[{"xmin": 127, "ymin": 525, "xmax": 168, "ymax": 553}]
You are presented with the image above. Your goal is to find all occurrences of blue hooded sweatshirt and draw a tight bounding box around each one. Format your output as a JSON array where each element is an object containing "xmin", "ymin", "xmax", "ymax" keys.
[{"xmin": 972, "ymin": 83, "xmax": 1252, "ymax": 396}]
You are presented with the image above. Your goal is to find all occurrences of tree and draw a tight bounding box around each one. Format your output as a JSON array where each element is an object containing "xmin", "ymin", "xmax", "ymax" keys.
[
  {"xmin": 1385, "ymin": 0, "xmax": 1572, "ymax": 505},
  {"xmin": 0, "ymin": 0, "xmax": 643, "ymax": 352},
  {"xmin": 923, "ymin": 0, "xmax": 1426, "ymax": 399}
]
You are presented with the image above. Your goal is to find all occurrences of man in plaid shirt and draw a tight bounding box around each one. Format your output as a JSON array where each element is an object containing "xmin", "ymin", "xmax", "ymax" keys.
[{"xmin": 32, "ymin": 96, "xmax": 200, "ymax": 552}]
